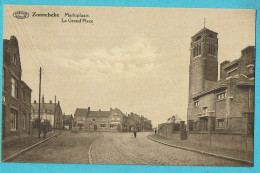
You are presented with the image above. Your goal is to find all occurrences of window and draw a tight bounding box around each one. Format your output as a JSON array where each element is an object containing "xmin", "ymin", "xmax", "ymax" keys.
[
  {"xmin": 23, "ymin": 114, "xmax": 26, "ymax": 130},
  {"xmin": 10, "ymin": 109, "xmax": 18, "ymax": 130},
  {"xmin": 198, "ymin": 45, "xmax": 201, "ymax": 55},
  {"xmin": 247, "ymin": 64, "xmax": 255, "ymax": 74},
  {"xmin": 110, "ymin": 124, "xmax": 115, "ymax": 129},
  {"xmin": 217, "ymin": 92, "xmax": 226, "ymax": 100},
  {"xmin": 203, "ymin": 107, "xmax": 208, "ymax": 115},
  {"xmin": 92, "ymin": 118, "xmax": 95, "ymax": 121},
  {"xmin": 193, "ymin": 122, "xmax": 197, "ymax": 130},
  {"xmin": 100, "ymin": 124, "xmax": 106, "ymax": 128},
  {"xmin": 194, "ymin": 100, "xmax": 199, "ymax": 107},
  {"xmin": 217, "ymin": 119, "xmax": 224, "ymax": 129},
  {"xmin": 209, "ymin": 43, "xmax": 215, "ymax": 55},
  {"xmin": 28, "ymin": 96, "xmax": 31, "ymax": 105},
  {"xmin": 11, "ymin": 77, "xmax": 18, "ymax": 98},
  {"xmin": 22, "ymin": 90, "xmax": 26, "ymax": 102},
  {"xmin": 13, "ymin": 54, "xmax": 18, "ymax": 65}
]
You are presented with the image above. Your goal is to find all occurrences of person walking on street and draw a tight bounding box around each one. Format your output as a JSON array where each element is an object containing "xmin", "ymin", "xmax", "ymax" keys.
[
  {"xmin": 43, "ymin": 123, "xmax": 47, "ymax": 139},
  {"xmin": 133, "ymin": 128, "xmax": 137, "ymax": 138}
]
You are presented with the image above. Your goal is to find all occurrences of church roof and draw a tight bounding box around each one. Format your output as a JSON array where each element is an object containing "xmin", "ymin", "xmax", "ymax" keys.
[
  {"xmin": 31, "ymin": 103, "xmax": 58, "ymax": 114},
  {"xmin": 192, "ymin": 27, "xmax": 218, "ymax": 39}
]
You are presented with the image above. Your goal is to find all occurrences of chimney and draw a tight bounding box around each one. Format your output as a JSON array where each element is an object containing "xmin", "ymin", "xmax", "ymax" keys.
[
  {"xmin": 99, "ymin": 109, "xmax": 101, "ymax": 111},
  {"xmin": 34, "ymin": 100, "xmax": 36, "ymax": 104},
  {"xmin": 110, "ymin": 108, "xmax": 112, "ymax": 111},
  {"xmin": 50, "ymin": 100, "xmax": 52, "ymax": 104},
  {"xmin": 88, "ymin": 107, "xmax": 90, "ymax": 113}
]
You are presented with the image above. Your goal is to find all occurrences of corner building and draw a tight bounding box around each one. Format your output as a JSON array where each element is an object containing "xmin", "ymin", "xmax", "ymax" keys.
[
  {"xmin": 2, "ymin": 36, "xmax": 32, "ymax": 140},
  {"xmin": 187, "ymin": 28, "xmax": 255, "ymax": 135}
]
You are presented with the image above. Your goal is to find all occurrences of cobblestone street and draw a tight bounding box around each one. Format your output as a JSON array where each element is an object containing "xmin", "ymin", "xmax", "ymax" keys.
[
  {"xmin": 10, "ymin": 131, "xmax": 100, "ymax": 163},
  {"xmin": 91, "ymin": 132, "xmax": 248, "ymax": 166},
  {"xmin": 8, "ymin": 131, "xmax": 249, "ymax": 166}
]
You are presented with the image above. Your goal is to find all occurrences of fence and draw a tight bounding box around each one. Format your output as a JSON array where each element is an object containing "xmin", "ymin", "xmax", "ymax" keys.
[{"xmin": 158, "ymin": 113, "xmax": 254, "ymax": 151}]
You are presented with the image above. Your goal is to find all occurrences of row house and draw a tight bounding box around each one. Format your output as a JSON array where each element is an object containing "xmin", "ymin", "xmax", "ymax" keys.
[
  {"xmin": 126, "ymin": 113, "xmax": 152, "ymax": 132},
  {"xmin": 31, "ymin": 96, "xmax": 63, "ymax": 130},
  {"xmin": 2, "ymin": 36, "xmax": 32, "ymax": 140},
  {"xmin": 63, "ymin": 114, "xmax": 74, "ymax": 130},
  {"xmin": 187, "ymin": 27, "xmax": 255, "ymax": 135},
  {"xmin": 74, "ymin": 107, "xmax": 152, "ymax": 132},
  {"xmin": 74, "ymin": 107, "xmax": 126, "ymax": 132}
]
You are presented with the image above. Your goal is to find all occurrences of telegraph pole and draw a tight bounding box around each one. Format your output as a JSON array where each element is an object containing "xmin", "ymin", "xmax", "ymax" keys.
[
  {"xmin": 38, "ymin": 67, "xmax": 42, "ymax": 139},
  {"xmin": 54, "ymin": 95, "xmax": 56, "ymax": 132}
]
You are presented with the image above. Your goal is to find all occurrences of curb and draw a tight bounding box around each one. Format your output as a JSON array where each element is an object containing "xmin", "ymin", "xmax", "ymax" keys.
[
  {"xmin": 2, "ymin": 132, "xmax": 61, "ymax": 162},
  {"xmin": 88, "ymin": 143, "xmax": 93, "ymax": 164},
  {"xmin": 147, "ymin": 135, "xmax": 253, "ymax": 166}
]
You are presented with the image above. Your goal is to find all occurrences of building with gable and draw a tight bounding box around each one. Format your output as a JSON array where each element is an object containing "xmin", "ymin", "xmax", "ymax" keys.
[
  {"xmin": 2, "ymin": 36, "xmax": 32, "ymax": 140},
  {"xmin": 31, "ymin": 96, "xmax": 63, "ymax": 130},
  {"xmin": 74, "ymin": 107, "xmax": 126, "ymax": 131},
  {"xmin": 74, "ymin": 107, "xmax": 152, "ymax": 132}
]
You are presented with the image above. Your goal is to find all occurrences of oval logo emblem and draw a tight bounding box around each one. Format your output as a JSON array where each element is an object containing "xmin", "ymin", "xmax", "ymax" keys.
[{"xmin": 13, "ymin": 11, "xmax": 29, "ymax": 19}]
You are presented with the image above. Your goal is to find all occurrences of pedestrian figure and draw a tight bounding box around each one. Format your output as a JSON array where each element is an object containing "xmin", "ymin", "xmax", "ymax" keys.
[
  {"xmin": 155, "ymin": 129, "xmax": 157, "ymax": 135},
  {"xmin": 43, "ymin": 123, "xmax": 47, "ymax": 139},
  {"xmin": 133, "ymin": 128, "xmax": 137, "ymax": 138}
]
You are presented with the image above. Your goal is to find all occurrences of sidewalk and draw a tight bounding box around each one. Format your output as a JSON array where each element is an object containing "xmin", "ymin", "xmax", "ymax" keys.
[
  {"xmin": 1, "ymin": 131, "xmax": 59, "ymax": 161},
  {"xmin": 148, "ymin": 134, "xmax": 253, "ymax": 163}
]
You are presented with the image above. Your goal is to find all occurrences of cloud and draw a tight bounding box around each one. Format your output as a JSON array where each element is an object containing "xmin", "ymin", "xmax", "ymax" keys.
[{"xmin": 54, "ymin": 36, "xmax": 162, "ymax": 75}]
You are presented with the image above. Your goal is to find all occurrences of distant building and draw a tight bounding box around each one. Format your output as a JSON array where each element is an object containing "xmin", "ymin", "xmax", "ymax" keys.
[
  {"xmin": 166, "ymin": 115, "xmax": 183, "ymax": 124},
  {"xmin": 63, "ymin": 114, "xmax": 74, "ymax": 130},
  {"xmin": 126, "ymin": 113, "xmax": 152, "ymax": 132},
  {"xmin": 74, "ymin": 107, "xmax": 126, "ymax": 132},
  {"xmin": 2, "ymin": 36, "xmax": 32, "ymax": 140},
  {"xmin": 31, "ymin": 96, "xmax": 63, "ymax": 130},
  {"xmin": 187, "ymin": 27, "xmax": 255, "ymax": 134},
  {"xmin": 74, "ymin": 107, "xmax": 152, "ymax": 132}
]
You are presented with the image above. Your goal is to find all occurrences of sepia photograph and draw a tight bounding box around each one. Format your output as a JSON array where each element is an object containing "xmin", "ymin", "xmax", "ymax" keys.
[{"xmin": 1, "ymin": 5, "xmax": 256, "ymax": 167}]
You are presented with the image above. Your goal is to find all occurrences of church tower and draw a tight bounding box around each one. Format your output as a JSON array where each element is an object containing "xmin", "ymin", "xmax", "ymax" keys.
[
  {"xmin": 188, "ymin": 27, "xmax": 218, "ymax": 96},
  {"xmin": 187, "ymin": 27, "xmax": 219, "ymax": 120}
]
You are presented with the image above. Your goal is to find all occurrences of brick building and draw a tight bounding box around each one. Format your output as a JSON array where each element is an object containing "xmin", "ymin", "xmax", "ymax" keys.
[
  {"xmin": 31, "ymin": 96, "xmax": 63, "ymax": 130},
  {"xmin": 2, "ymin": 36, "xmax": 32, "ymax": 140},
  {"xmin": 74, "ymin": 107, "xmax": 152, "ymax": 132},
  {"xmin": 126, "ymin": 113, "xmax": 152, "ymax": 132},
  {"xmin": 187, "ymin": 27, "xmax": 255, "ymax": 135},
  {"xmin": 63, "ymin": 114, "xmax": 74, "ymax": 130},
  {"xmin": 74, "ymin": 107, "xmax": 126, "ymax": 131}
]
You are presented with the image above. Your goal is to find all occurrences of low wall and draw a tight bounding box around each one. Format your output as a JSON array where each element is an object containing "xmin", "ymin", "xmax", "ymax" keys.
[
  {"xmin": 157, "ymin": 123, "xmax": 253, "ymax": 151},
  {"xmin": 187, "ymin": 133, "xmax": 253, "ymax": 151}
]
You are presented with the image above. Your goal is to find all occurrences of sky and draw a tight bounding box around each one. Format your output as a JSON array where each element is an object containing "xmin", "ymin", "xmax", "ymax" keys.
[{"xmin": 3, "ymin": 5, "xmax": 255, "ymax": 126}]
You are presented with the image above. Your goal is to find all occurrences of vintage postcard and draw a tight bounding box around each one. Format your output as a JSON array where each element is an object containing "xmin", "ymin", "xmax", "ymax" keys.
[{"xmin": 1, "ymin": 4, "xmax": 256, "ymax": 169}]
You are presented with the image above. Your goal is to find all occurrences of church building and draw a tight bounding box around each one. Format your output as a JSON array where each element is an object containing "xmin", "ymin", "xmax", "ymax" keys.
[{"xmin": 187, "ymin": 27, "xmax": 255, "ymax": 135}]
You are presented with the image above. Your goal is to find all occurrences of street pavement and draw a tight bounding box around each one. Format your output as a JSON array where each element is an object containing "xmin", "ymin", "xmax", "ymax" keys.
[
  {"xmin": 10, "ymin": 131, "xmax": 100, "ymax": 163},
  {"xmin": 9, "ymin": 131, "xmax": 249, "ymax": 166},
  {"xmin": 91, "ymin": 132, "xmax": 248, "ymax": 166}
]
